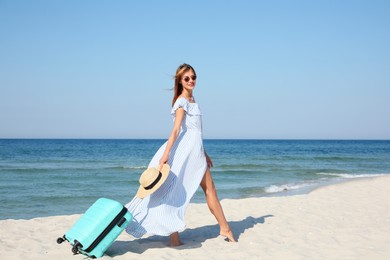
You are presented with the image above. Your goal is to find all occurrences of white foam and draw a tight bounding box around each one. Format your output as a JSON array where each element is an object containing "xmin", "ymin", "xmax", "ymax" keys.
[
  {"xmin": 122, "ymin": 165, "xmax": 147, "ymax": 169},
  {"xmin": 264, "ymin": 173, "xmax": 388, "ymax": 195},
  {"xmin": 316, "ymin": 173, "xmax": 385, "ymax": 179},
  {"xmin": 265, "ymin": 183, "xmax": 313, "ymax": 193}
]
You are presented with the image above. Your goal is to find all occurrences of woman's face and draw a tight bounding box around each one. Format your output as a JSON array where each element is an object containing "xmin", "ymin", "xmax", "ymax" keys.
[{"xmin": 180, "ymin": 69, "xmax": 197, "ymax": 92}]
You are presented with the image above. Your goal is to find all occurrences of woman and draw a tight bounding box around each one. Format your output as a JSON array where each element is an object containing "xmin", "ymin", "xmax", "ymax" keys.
[{"xmin": 126, "ymin": 63, "xmax": 236, "ymax": 246}]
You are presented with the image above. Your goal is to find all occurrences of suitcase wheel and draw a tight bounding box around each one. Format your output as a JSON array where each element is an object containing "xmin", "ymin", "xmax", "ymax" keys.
[
  {"xmin": 56, "ymin": 236, "xmax": 65, "ymax": 244},
  {"xmin": 72, "ymin": 240, "xmax": 82, "ymax": 255}
]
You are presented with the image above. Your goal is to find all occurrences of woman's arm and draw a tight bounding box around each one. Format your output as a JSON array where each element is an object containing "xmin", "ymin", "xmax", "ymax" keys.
[
  {"xmin": 204, "ymin": 150, "xmax": 213, "ymax": 168},
  {"xmin": 159, "ymin": 108, "xmax": 185, "ymax": 168}
]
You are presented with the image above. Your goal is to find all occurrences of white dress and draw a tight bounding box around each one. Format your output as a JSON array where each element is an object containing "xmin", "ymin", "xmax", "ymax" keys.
[{"xmin": 126, "ymin": 97, "xmax": 207, "ymax": 237}]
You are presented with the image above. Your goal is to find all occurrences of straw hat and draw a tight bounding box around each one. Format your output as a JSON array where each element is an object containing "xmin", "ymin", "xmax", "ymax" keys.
[{"xmin": 136, "ymin": 164, "xmax": 170, "ymax": 198}]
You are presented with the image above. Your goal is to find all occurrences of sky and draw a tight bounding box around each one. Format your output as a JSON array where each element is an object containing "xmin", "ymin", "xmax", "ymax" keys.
[{"xmin": 0, "ymin": 0, "xmax": 389, "ymax": 139}]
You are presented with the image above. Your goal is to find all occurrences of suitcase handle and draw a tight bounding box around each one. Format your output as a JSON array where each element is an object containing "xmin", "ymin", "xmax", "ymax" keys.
[{"xmin": 117, "ymin": 217, "xmax": 127, "ymax": 227}]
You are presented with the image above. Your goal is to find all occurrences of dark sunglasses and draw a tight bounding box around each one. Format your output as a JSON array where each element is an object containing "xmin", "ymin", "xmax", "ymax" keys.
[{"xmin": 183, "ymin": 75, "xmax": 197, "ymax": 82}]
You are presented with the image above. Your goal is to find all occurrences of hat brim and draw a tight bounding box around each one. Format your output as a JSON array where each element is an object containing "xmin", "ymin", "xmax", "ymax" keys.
[{"xmin": 136, "ymin": 164, "xmax": 170, "ymax": 199}]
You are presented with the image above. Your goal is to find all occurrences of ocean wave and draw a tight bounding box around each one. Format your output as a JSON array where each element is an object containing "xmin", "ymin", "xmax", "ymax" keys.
[
  {"xmin": 105, "ymin": 165, "xmax": 147, "ymax": 170},
  {"xmin": 215, "ymin": 164, "xmax": 268, "ymax": 170},
  {"xmin": 316, "ymin": 172, "xmax": 386, "ymax": 179},
  {"xmin": 264, "ymin": 182, "xmax": 315, "ymax": 193},
  {"xmin": 312, "ymin": 156, "xmax": 363, "ymax": 161},
  {"xmin": 212, "ymin": 164, "xmax": 274, "ymax": 173},
  {"xmin": 0, "ymin": 165, "xmax": 148, "ymax": 172},
  {"xmin": 262, "ymin": 172, "xmax": 388, "ymax": 194}
]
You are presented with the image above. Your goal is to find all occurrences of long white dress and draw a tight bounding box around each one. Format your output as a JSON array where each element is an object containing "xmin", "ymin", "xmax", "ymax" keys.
[{"xmin": 125, "ymin": 97, "xmax": 207, "ymax": 237}]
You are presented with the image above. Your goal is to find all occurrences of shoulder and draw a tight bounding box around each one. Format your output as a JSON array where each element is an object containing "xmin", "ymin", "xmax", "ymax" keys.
[
  {"xmin": 175, "ymin": 97, "xmax": 188, "ymax": 105},
  {"xmin": 171, "ymin": 97, "xmax": 189, "ymax": 114}
]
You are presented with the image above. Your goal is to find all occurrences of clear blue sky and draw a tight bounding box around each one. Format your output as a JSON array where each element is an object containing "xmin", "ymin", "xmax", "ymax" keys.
[{"xmin": 1, "ymin": 0, "xmax": 389, "ymax": 139}]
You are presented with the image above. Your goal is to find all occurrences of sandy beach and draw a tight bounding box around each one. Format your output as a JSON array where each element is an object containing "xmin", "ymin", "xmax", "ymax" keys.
[{"xmin": 1, "ymin": 176, "xmax": 389, "ymax": 260}]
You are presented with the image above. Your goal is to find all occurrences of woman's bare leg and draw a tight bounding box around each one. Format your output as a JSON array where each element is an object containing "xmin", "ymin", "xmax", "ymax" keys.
[
  {"xmin": 169, "ymin": 231, "xmax": 183, "ymax": 247},
  {"xmin": 200, "ymin": 169, "xmax": 236, "ymax": 242}
]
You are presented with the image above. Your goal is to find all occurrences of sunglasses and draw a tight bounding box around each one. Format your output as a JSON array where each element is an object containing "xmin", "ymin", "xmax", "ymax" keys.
[{"xmin": 182, "ymin": 75, "xmax": 197, "ymax": 82}]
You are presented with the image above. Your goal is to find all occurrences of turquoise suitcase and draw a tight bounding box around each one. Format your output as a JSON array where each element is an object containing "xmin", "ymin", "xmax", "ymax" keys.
[{"xmin": 57, "ymin": 198, "xmax": 132, "ymax": 258}]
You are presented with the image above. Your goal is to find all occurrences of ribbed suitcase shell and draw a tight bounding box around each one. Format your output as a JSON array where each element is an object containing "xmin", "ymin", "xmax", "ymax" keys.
[{"xmin": 60, "ymin": 198, "xmax": 132, "ymax": 258}]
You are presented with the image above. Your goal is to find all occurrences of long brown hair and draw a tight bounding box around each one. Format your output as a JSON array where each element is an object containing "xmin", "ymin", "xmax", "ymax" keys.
[{"xmin": 172, "ymin": 63, "xmax": 197, "ymax": 106}]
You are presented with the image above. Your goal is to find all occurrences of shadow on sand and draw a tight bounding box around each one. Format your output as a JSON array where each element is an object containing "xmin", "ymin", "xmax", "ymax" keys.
[{"xmin": 106, "ymin": 214, "xmax": 273, "ymax": 256}]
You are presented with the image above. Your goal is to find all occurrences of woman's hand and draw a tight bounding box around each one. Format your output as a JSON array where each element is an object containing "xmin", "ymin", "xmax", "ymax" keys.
[
  {"xmin": 205, "ymin": 153, "xmax": 213, "ymax": 168},
  {"xmin": 159, "ymin": 153, "xmax": 169, "ymax": 170}
]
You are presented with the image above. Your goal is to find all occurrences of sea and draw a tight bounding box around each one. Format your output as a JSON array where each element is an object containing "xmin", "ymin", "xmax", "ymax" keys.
[{"xmin": 1, "ymin": 139, "xmax": 389, "ymax": 220}]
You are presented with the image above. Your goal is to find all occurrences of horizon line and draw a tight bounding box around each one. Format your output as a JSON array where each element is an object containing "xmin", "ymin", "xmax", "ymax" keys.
[{"xmin": 1, "ymin": 137, "xmax": 389, "ymax": 141}]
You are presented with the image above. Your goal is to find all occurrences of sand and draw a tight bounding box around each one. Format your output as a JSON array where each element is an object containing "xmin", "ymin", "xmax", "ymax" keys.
[{"xmin": 1, "ymin": 176, "xmax": 390, "ymax": 260}]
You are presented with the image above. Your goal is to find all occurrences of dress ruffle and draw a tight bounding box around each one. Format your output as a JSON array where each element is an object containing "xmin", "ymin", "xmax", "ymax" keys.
[{"xmin": 171, "ymin": 97, "xmax": 201, "ymax": 116}]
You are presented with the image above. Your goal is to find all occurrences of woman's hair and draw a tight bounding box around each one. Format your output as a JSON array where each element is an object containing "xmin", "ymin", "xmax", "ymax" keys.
[{"xmin": 172, "ymin": 63, "xmax": 196, "ymax": 106}]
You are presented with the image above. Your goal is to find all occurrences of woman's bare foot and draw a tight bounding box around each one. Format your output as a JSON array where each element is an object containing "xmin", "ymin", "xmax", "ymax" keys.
[
  {"xmin": 169, "ymin": 232, "xmax": 183, "ymax": 247},
  {"xmin": 220, "ymin": 229, "xmax": 237, "ymax": 242}
]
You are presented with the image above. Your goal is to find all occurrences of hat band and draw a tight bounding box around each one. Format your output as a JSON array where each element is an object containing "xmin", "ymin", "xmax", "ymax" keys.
[{"xmin": 144, "ymin": 172, "xmax": 162, "ymax": 190}]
